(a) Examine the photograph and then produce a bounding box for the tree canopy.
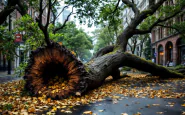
[56,22,93,62]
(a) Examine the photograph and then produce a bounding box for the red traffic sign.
[14,34,22,43]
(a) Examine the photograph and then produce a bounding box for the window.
[160,28,163,39]
[158,28,163,39]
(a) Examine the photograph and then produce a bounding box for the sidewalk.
[0,71,22,83]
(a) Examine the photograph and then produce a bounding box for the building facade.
[151,0,185,66]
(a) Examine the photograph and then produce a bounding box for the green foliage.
[48,24,63,41]
[93,27,115,52]
[13,15,45,50]
[0,26,16,60]
[65,0,124,32]
[93,25,123,52]
[56,22,93,62]
[139,15,157,30]
[14,62,28,77]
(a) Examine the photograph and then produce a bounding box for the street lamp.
[7,14,11,74]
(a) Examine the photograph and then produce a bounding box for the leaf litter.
[0,74,185,114]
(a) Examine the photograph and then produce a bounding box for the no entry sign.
[14,34,22,43]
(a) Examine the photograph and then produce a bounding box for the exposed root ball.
[24,43,88,99]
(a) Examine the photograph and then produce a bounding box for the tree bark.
[87,51,184,90]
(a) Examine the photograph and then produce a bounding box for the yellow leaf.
[28,107,35,113]
[83,111,93,114]
[112,96,120,99]
[182,104,185,107]
[51,106,57,112]
[61,106,66,108]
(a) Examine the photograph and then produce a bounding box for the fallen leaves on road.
[0,74,185,114]
[156,112,163,114]
[83,111,93,114]
[98,109,104,112]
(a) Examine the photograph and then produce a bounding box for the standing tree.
[144,37,152,60]
[127,35,138,54]
[138,34,150,57]
[0,0,185,99]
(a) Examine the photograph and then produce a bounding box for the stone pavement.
[0,71,22,83]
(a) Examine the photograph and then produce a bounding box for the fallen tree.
[0,0,185,99]
[23,41,184,99]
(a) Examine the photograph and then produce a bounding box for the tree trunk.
[24,43,184,99]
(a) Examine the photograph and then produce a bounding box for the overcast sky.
[57,2,97,36]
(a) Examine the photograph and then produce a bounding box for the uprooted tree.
[1,0,185,99]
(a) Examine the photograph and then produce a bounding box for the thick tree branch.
[122,0,139,15]
[134,10,182,35]
[39,0,43,25]
[157,24,177,30]
[0,0,17,25]
[42,0,56,13]
[91,46,114,60]
[36,0,51,47]
[17,0,27,16]
[117,0,167,51]
[0,0,29,25]
[149,0,155,6]
[46,0,58,24]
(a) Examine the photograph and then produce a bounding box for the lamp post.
[8,14,11,74]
